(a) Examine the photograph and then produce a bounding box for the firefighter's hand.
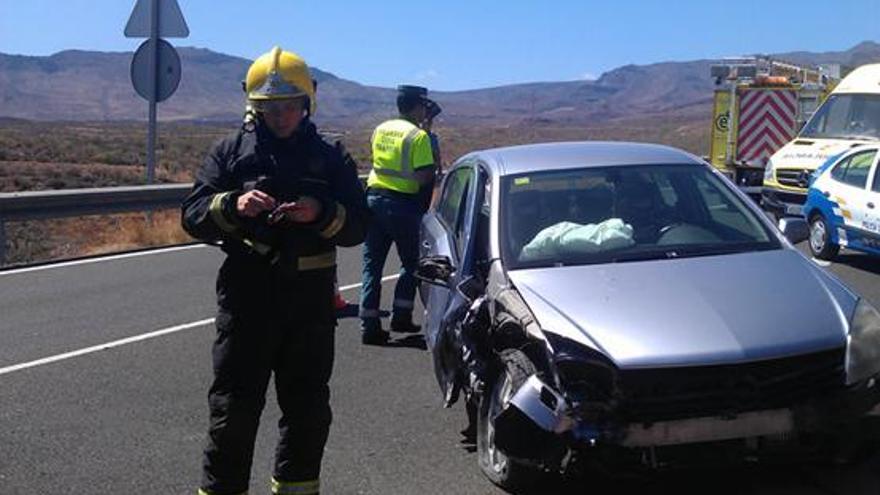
[269,196,322,224]
[236,190,277,218]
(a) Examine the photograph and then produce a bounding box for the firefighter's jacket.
[182,120,369,277]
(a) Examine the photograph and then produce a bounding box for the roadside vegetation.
[0,115,709,266]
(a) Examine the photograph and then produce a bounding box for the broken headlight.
[544,332,618,410]
[846,298,880,385]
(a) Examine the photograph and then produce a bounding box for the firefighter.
[181,46,369,495]
[359,85,438,344]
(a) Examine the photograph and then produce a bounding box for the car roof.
[458,141,705,177]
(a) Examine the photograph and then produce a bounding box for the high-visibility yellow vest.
[367,118,434,194]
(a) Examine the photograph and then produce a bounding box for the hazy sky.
[1,0,878,90]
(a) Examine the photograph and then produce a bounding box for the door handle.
[422,241,432,249]
[869,202,876,209]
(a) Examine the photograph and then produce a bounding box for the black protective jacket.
[182,120,369,273]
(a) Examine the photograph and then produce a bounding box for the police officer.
[359,85,438,344]
[182,46,369,495]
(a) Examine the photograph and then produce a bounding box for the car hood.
[507,249,857,369]
[772,138,873,170]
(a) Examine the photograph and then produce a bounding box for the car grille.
[775,168,812,189]
[616,348,845,423]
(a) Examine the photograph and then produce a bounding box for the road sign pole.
[146,0,159,184]
[126,0,188,185]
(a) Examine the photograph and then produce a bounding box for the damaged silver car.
[417,141,880,489]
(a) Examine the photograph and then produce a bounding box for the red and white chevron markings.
[736,89,798,164]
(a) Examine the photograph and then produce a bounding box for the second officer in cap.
[359,85,438,344]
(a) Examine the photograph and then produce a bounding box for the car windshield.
[800,94,880,141]
[501,164,780,269]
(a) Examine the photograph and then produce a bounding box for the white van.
[763,63,880,217]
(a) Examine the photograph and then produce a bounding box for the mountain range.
[1,41,878,127]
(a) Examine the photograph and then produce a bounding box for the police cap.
[397,85,428,99]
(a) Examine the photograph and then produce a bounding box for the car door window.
[830,150,876,189]
[439,167,472,230]
[453,180,473,254]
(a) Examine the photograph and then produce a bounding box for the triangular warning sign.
[124,0,189,38]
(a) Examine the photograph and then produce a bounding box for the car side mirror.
[416,255,456,287]
[778,217,809,244]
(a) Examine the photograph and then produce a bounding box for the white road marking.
[0,244,208,276]
[0,273,400,376]
[0,319,214,376]
[339,274,399,291]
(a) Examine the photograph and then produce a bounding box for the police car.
[803,145,880,259]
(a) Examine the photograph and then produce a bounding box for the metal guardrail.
[0,184,192,222]
[0,176,371,265]
[0,184,193,265]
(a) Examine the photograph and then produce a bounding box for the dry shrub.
[3,210,193,266]
[75,210,193,257]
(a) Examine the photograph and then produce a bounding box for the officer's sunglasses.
[252,99,304,115]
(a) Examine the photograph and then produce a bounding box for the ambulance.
[763,64,880,218]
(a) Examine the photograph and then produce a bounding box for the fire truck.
[707,57,838,200]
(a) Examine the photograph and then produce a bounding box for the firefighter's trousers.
[201,259,336,495]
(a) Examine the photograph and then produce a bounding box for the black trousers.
[201,261,336,495]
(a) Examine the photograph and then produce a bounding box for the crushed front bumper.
[494,374,880,459]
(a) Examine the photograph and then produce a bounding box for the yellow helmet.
[245,46,316,114]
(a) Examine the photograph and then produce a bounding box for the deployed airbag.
[520,218,634,261]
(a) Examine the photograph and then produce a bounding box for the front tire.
[477,349,542,490]
[809,213,839,260]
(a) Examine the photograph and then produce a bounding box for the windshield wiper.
[609,244,775,263]
[669,244,776,259]
[609,251,678,263]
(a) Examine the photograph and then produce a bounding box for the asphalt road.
[0,243,878,494]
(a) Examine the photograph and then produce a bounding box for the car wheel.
[809,213,839,260]
[477,349,542,490]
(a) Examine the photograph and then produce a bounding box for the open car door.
[419,162,486,404]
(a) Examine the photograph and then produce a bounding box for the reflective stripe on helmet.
[249,70,307,101]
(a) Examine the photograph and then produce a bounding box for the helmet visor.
[251,98,306,115]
